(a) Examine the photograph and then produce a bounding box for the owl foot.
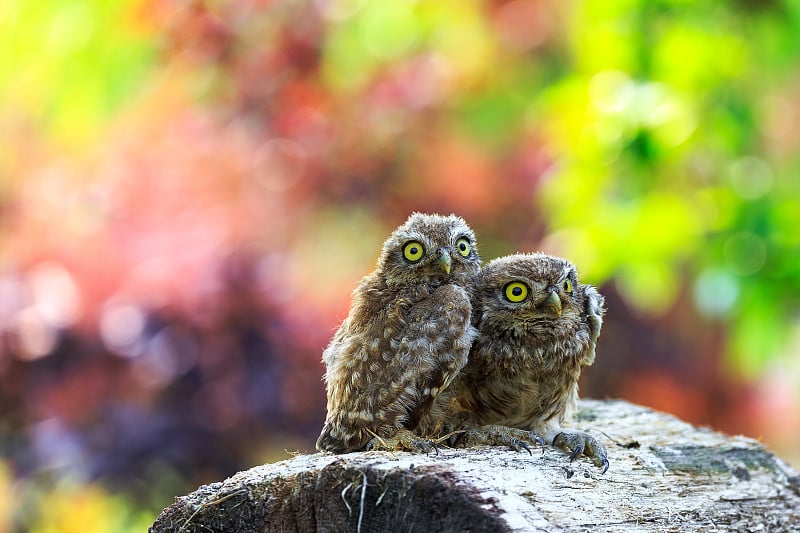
[457,425,545,456]
[552,430,609,474]
[365,429,439,456]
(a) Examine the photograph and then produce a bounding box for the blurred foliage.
[12,473,152,533]
[539,1,800,376]
[0,0,155,148]
[1,0,800,527]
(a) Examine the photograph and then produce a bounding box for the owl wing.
[580,285,605,366]
[385,283,476,435]
[316,283,475,453]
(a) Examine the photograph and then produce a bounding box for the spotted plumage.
[316,213,481,454]
[439,252,608,470]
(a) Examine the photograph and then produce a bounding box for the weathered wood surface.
[150,399,800,532]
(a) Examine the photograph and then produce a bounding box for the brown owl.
[447,252,608,471]
[315,213,481,454]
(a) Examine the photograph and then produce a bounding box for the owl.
[446,252,608,471]
[315,213,481,454]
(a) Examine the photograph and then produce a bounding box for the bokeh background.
[2,0,800,530]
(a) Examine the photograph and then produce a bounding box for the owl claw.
[365,429,439,456]
[568,442,585,461]
[510,438,532,456]
[552,430,609,473]
[457,425,545,455]
[428,440,440,456]
[529,432,546,454]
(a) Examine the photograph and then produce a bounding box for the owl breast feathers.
[316,213,481,453]
[450,252,605,439]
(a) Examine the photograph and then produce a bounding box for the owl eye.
[563,279,573,294]
[402,241,425,262]
[504,282,529,303]
[455,237,471,257]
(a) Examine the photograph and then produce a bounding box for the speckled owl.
[448,252,608,470]
[316,213,481,454]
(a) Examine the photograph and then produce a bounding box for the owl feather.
[439,252,608,470]
[316,213,481,453]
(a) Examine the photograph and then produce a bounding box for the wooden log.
[149,399,800,532]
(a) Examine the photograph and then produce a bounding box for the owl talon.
[427,440,440,456]
[530,432,546,454]
[458,424,544,455]
[553,430,609,473]
[568,443,585,462]
[511,438,532,456]
[365,429,439,456]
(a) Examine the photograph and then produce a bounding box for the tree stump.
[149,399,800,532]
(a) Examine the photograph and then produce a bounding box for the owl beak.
[438,249,452,275]
[544,290,562,317]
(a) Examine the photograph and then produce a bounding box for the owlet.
[450,253,608,471]
[316,213,481,454]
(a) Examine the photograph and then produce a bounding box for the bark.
[150,399,800,532]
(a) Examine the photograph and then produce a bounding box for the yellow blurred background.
[1,0,799,529]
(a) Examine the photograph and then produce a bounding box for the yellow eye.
[402,241,424,262]
[563,279,573,294]
[455,237,471,257]
[504,282,529,303]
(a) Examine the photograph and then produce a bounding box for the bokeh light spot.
[100,302,146,356]
[728,156,773,200]
[634,83,671,126]
[589,70,634,113]
[27,262,83,328]
[694,268,740,317]
[47,3,95,56]
[650,95,696,146]
[724,232,767,276]
[132,330,181,389]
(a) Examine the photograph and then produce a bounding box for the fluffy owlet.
[316,213,481,454]
[448,253,608,471]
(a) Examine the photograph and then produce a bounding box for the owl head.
[377,213,481,288]
[476,253,604,344]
